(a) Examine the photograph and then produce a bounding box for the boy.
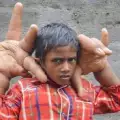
[1,22,120,120]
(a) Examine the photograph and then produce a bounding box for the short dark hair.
[35,23,80,62]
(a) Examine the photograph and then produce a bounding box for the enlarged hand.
[0,3,47,94]
[78,28,112,74]
[71,28,112,97]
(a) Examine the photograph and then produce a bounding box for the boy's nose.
[61,62,70,73]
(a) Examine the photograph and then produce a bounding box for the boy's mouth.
[60,75,71,80]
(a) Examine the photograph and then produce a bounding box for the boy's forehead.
[47,45,77,58]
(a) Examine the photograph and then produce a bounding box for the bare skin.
[72,28,120,97]
[0,3,47,94]
[0,2,119,96]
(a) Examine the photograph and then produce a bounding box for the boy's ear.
[33,57,41,65]
[33,57,40,63]
[33,57,45,68]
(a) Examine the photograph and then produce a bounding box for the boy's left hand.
[71,28,112,97]
[78,28,112,74]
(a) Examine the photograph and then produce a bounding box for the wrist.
[94,61,110,74]
[0,73,10,94]
[94,62,120,87]
[0,87,9,94]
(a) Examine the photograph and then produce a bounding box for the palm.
[79,50,107,74]
[71,29,112,96]
[0,40,27,77]
[0,3,46,93]
[78,29,112,75]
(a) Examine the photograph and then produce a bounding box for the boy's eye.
[52,57,77,64]
[52,58,63,64]
[68,58,77,63]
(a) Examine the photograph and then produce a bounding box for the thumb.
[6,2,23,40]
[101,28,109,47]
[23,56,47,82]
[101,28,112,55]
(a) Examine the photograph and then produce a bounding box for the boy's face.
[43,45,77,85]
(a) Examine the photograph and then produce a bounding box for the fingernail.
[30,24,38,31]
[104,48,112,54]
[78,34,86,38]
[15,2,23,7]
[102,28,107,32]
[30,24,37,28]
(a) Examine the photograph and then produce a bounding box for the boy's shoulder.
[16,77,45,90]
[81,76,95,89]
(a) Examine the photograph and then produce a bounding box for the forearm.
[0,82,21,119]
[94,62,120,87]
[0,73,10,94]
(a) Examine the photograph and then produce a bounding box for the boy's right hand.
[0,3,47,94]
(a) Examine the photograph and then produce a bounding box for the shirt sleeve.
[93,84,120,114]
[0,83,22,119]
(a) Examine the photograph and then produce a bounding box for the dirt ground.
[0,0,120,119]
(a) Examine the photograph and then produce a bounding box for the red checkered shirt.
[0,77,120,120]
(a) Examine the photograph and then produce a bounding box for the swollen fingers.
[23,56,47,82]
[95,48,105,56]
[20,24,38,53]
[6,2,23,40]
[101,28,109,46]
[103,47,112,55]
[78,34,96,52]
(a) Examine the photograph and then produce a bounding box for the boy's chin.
[58,80,71,86]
